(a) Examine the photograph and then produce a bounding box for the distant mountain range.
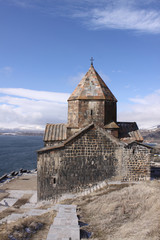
[0,128,44,136]
[140,125,160,145]
[0,125,160,144]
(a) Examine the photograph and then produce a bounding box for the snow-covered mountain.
[0,128,44,136]
[140,125,160,144]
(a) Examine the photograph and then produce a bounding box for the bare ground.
[0,174,37,191]
[1,174,160,240]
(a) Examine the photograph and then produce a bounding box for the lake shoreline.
[0,169,37,186]
[0,135,43,177]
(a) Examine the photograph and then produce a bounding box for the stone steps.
[47,204,80,240]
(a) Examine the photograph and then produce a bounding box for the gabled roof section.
[38,123,94,153]
[104,121,119,129]
[44,123,67,142]
[68,64,117,102]
[117,122,143,143]
[38,123,123,154]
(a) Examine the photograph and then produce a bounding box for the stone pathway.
[0,190,31,224]
[0,176,131,238]
[47,204,80,240]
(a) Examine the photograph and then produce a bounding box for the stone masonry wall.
[68,99,117,129]
[37,127,121,200]
[68,100,105,129]
[122,143,151,181]
[78,100,105,128]
[67,100,79,128]
[37,128,151,201]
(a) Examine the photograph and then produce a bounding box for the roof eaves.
[38,123,94,153]
[37,143,65,153]
[126,141,154,149]
[65,123,94,145]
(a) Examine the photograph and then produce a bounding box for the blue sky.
[0,0,160,130]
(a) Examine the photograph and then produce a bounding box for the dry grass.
[0,210,56,240]
[13,194,32,208]
[0,207,22,221]
[0,192,9,201]
[1,179,160,240]
[63,181,160,240]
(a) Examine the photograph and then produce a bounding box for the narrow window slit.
[53,177,56,184]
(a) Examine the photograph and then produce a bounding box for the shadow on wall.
[151,166,160,179]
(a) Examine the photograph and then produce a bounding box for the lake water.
[0,135,43,177]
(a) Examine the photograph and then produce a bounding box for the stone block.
[27,209,47,216]
[0,198,18,207]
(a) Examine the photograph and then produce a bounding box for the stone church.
[37,63,151,200]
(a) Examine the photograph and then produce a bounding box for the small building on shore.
[37,63,151,201]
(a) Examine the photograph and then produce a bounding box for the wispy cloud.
[73,0,160,34]
[112,70,123,73]
[0,88,70,103]
[118,90,160,128]
[4,0,160,33]
[0,66,13,75]
[69,72,85,86]
[0,88,69,130]
[87,7,160,33]
[98,71,111,83]
[6,0,35,8]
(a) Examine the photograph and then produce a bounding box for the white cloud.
[5,0,160,33]
[77,7,160,34]
[0,87,159,130]
[91,8,160,33]
[118,90,160,128]
[71,0,160,34]
[0,88,69,130]
[0,88,70,103]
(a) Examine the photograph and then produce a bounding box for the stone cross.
[90,57,94,65]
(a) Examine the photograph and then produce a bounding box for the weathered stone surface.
[47,204,80,240]
[0,198,18,207]
[37,126,122,200]
[37,64,151,201]
[122,142,150,181]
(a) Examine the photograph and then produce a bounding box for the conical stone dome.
[67,64,117,130]
[68,64,117,102]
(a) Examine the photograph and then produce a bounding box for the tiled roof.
[44,124,67,142]
[38,123,122,153]
[117,122,143,142]
[68,64,117,102]
[38,123,94,153]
